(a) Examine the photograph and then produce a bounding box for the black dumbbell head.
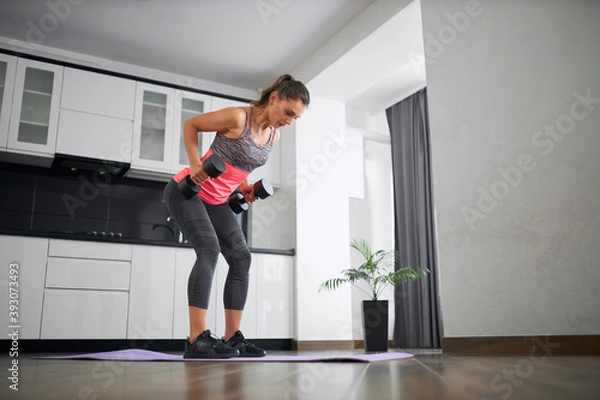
[254,179,274,199]
[178,175,200,199]
[204,154,226,178]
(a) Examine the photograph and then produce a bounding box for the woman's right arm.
[183,107,245,184]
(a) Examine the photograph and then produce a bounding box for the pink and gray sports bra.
[173,107,274,205]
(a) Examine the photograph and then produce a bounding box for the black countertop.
[0,230,295,256]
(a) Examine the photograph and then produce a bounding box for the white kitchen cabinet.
[0,54,17,149]
[41,289,129,339]
[131,90,264,180]
[0,236,48,339]
[128,245,175,339]
[172,248,218,339]
[56,68,135,162]
[131,82,175,173]
[0,233,295,341]
[255,254,294,338]
[172,248,195,338]
[41,239,132,339]
[45,257,131,290]
[215,254,258,339]
[211,96,248,112]
[56,109,133,162]
[170,90,212,173]
[60,67,136,120]
[48,239,132,260]
[7,58,63,156]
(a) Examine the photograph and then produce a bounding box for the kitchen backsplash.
[0,161,176,243]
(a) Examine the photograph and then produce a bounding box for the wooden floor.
[2,349,600,400]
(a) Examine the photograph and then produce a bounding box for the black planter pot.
[362,300,389,352]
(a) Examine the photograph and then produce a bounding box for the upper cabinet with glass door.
[131,83,175,173]
[0,54,17,149]
[7,59,63,156]
[170,90,211,173]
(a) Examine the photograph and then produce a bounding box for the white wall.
[421,0,600,336]
[249,124,296,250]
[349,133,395,340]
[294,95,354,341]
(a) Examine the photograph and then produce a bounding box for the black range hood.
[51,153,131,183]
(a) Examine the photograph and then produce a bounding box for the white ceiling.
[310,0,426,115]
[0,0,425,114]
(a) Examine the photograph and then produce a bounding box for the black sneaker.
[224,330,267,357]
[184,329,240,359]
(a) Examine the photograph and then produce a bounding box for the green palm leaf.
[319,238,427,300]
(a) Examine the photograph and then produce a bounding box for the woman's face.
[267,92,307,128]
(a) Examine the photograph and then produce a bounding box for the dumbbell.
[228,179,274,213]
[178,154,226,199]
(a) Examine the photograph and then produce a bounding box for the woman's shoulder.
[213,106,248,137]
[217,106,248,125]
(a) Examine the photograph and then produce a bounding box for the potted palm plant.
[319,238,427,352]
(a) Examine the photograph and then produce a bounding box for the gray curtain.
[386,88,443,348]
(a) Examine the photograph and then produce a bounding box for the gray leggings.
[163,179,251,310]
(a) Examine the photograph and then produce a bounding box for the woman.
[163,74,310,358]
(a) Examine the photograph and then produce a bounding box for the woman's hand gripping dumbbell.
[228,178,274,213]
[178,154,226,199]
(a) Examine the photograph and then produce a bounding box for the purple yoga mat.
[35,348,413,363]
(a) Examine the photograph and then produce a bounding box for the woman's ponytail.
[251,74,310,107]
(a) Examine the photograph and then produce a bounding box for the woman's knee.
[192,235,221,259]
[231,246,252,272]
[241,246,252,265]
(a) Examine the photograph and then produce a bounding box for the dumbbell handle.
[178,154,226,199]
[228,192,249,214]
[228,178,274,213]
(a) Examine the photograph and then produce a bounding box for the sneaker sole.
[183,352,239,359]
